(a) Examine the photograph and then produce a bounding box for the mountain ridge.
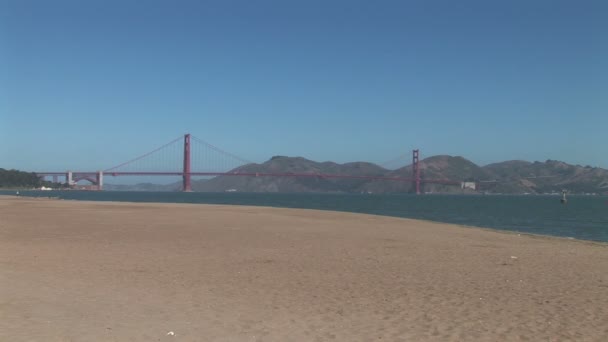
[99,155,608,194]
[185,155,608,194]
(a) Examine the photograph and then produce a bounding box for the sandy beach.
[1,196,607,341]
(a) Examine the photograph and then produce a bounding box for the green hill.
[189,155,608,194]
[0,168,43,189]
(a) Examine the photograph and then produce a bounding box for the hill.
[482,160,608,194]
[191,156,388,193]
[189,156,608,194]
[0,168,63,189]
[16,156,606,194]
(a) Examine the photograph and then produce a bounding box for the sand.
[1,196,607,341]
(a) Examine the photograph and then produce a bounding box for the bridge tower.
[96,171,103,191]
[183,134,192,192]
[412,149,421,195]
[66,171,73,186]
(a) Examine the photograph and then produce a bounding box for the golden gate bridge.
[36,134,461,194]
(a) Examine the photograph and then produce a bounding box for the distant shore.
[1,196,607,341]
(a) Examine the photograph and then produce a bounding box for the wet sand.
[1,195,607,341]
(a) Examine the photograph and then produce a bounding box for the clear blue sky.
[1,0,607,175]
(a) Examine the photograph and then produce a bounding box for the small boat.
[560,190,567,204]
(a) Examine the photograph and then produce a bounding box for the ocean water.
[3,191,608,243]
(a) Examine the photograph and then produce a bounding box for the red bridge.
[36,134,461,194]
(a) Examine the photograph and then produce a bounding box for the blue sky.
[1,0,607,178]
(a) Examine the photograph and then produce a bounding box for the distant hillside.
[0,168,42,188]
[0,168,64,189]
[482,160,608,194]
[361,155,495,194]
[191,156,388,193]
[101,157,608,194]
[188,155,608,194]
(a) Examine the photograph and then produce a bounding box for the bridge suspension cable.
[36,133,464,193]
[190,135,254,166]
[379,152,412,170]
[104,135,183,173]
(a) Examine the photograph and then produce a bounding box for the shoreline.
[2,194,606,246]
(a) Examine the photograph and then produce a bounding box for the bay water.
[4,191,608,243]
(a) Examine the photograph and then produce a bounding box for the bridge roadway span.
[36,171,460,186]
[34,134,457,192]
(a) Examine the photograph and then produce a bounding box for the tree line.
[0,168,65,189]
